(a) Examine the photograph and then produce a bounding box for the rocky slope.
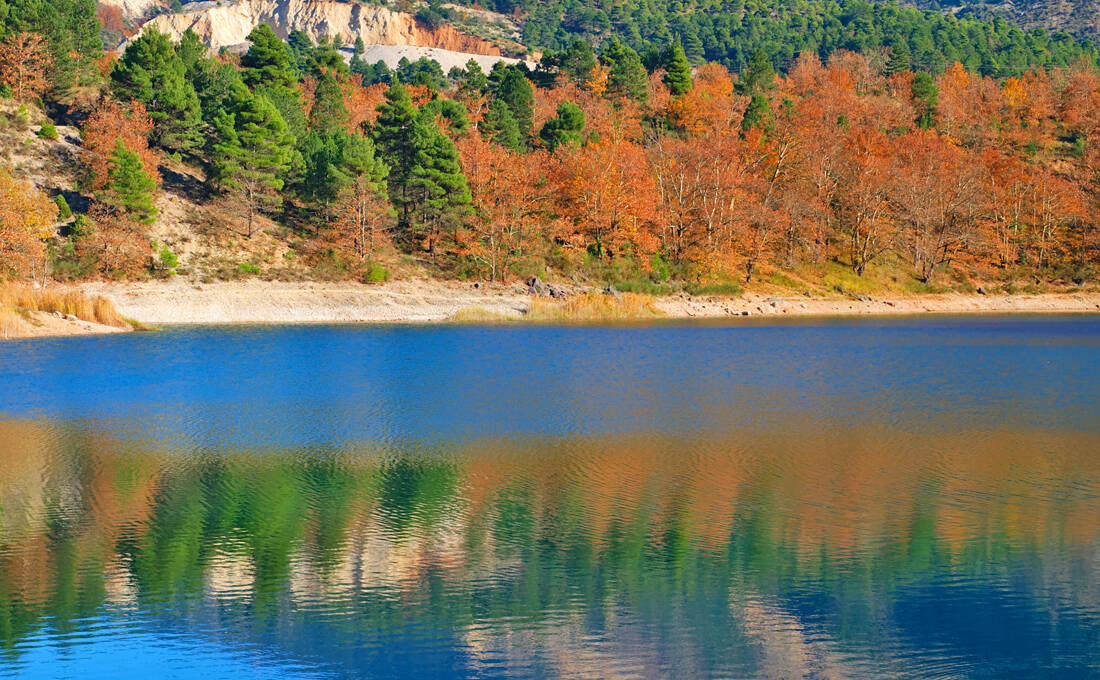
[98,0,166,23]
[907,0,1100,38]
[134,0,505,54]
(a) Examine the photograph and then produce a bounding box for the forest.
[1,0,1099,292]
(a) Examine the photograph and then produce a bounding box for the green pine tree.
[736,49,775,95]
[481,99,523,150]
[407,123,472,257]
[240,24,297,90]
[493,66,534,141]
[211,85,295,237]
[911,71,939,129]
[372,82,424,231]
[240,23,307,138]
[309,70,349,136]
[110,28,203,155]
[105,139,158,224]
[372,82,471,254]
[663,41,692,96]
[539,101,585,152]
[885,39,911,76]
[600,38,649,102]
[559,39,597,85]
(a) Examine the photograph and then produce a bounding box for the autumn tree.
[556,126,659,262]
[0,167,56,282]
[80,98,159,192]
[0,32,50,102]
[890,130,980,282]
[457,132,546,280]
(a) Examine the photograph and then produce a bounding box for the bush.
[37,121,58,140]
[364,262,389,282]
[54,194,72,220]
[69,214,91,238]
[238,262,260,275]
[157,244,179,272]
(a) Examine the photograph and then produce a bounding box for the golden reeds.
[0,283,130,328]
[526,292,663,321]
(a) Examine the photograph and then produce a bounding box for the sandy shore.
[1,309,129,340]
[71,279,1100,326]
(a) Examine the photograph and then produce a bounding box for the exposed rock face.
[134,0,503,55]
[98,0,166,23]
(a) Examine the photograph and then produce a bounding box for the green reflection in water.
[1,419,1098,676]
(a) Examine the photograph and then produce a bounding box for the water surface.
[1,317,1098,678]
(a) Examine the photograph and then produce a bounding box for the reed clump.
[527,292,663,321]
[0,283,130,328]
[448,306,515,322]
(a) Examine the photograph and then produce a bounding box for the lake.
[1,316,1098,679]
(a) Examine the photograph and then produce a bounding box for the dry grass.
[448,305,515,322]
[0,305,23,338]
[0,283,131,328]
[527,292,663,321]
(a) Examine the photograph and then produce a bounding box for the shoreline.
[86,280,1100,324]
[4,280,1098,339]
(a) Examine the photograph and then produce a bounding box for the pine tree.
[309,70,349,136]
[682,29,705,64]
[110,28,202,155]
[241,24,297,90]
[741,92,772,133]
[211,85,295,236]
[885,39,911,76]
[481,99,522,151]
[911,71,939,129]
[559,39,596,85]
[736,49,775,95]
[241,23,307,139]
[457,58,487,97]
[372,82,471,253]
[494,66,533,141]
[372,82,423,230]
[663,41,693,96]
[407,123,472,256]
[600,38,649,102]
[539,101,585,152]
[105,139,158,224]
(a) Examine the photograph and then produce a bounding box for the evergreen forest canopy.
[1,1,1100,291]
[467,0,1097,76]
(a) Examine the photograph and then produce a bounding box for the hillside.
[908,0,1100,39]
[1,0,1099,307]
[132,0,509,55]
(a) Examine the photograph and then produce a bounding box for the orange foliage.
[0,32,51,102]
[456,132,547,281]
[554,128,660,261]
[0,168,57,282]
[80,98,160,192]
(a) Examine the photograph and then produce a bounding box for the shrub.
[365,262,389,283]
[37,121,58,140]
[54,194,72,220]
[238,262,260,275]
[157,244,179,272]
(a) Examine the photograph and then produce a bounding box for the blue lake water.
[1,316,1098,678]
